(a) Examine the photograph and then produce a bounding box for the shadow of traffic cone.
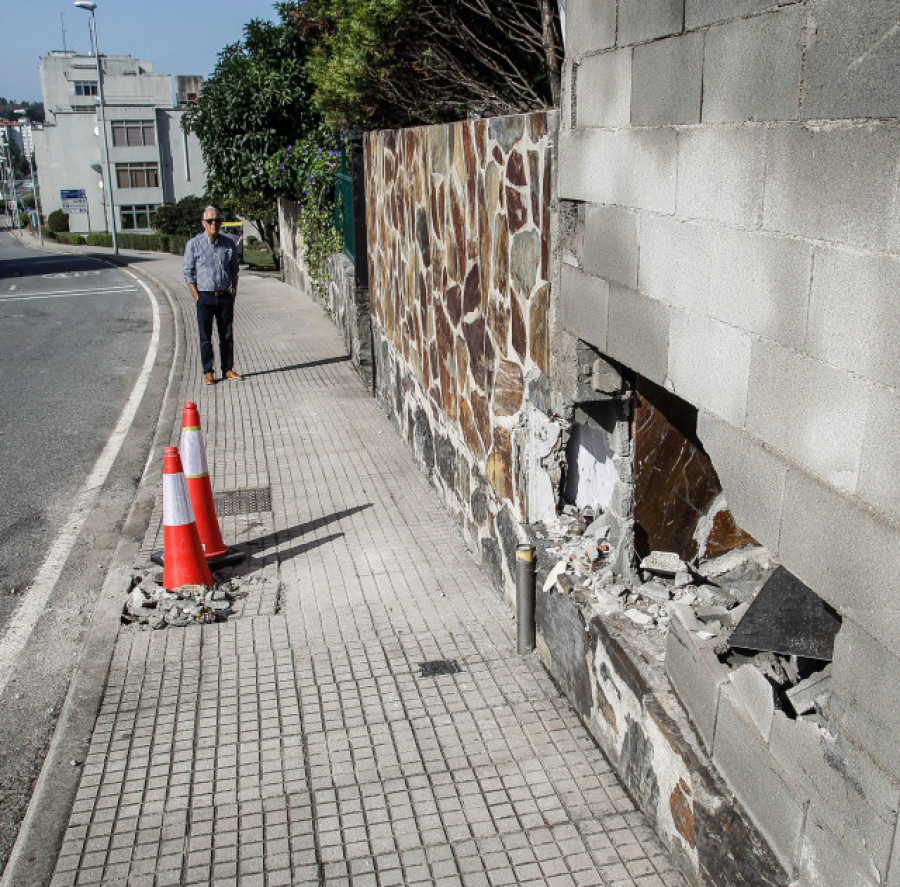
[162,446,214,589]
[180,402,228,559]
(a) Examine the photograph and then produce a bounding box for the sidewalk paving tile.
[42,250,688,886]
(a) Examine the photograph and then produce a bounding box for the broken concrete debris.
[122,571,235,629]
[537,509,833,726]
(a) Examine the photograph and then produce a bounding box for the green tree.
[151,195,208,237]
[182,14,321,268]
[284,0,562,129]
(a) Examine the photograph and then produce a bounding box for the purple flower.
[279,163,285,170]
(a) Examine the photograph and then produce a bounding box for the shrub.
[47,209,69,233]
[266,128,342,296]
[86,233,112,247]
[151,196,208,237]
[55,232,87,245]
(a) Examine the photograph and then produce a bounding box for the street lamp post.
[74,0,118,254]
[14,111,43,245]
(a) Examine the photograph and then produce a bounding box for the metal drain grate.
[418,659,462,678]
[213,486,272,515]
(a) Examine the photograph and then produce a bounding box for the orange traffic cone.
[179,402,228,559]
[162,446,214,589]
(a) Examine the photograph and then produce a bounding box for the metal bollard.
[516,544,536,654]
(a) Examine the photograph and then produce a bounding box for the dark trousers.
[196,291,235,374]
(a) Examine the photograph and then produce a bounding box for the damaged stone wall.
[364,112,557,599]
[556,1,900,885]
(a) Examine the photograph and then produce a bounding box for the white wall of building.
[34,52,206,233]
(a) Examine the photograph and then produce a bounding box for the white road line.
[0,270,160,698]
[0,286,137,302]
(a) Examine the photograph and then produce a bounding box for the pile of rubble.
[121,571,237,629]
[536,504,835,718]
[536,505,771,631]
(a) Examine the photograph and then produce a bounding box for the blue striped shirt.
[183,232,239,292]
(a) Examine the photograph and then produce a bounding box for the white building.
[34,51,206,234]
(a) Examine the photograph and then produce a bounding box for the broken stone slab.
[785,665,833,716]
[637,580,671,604]
[624,607,654,627]
[697,545,771,579]
[695,605,731,624]
[674,568,695,589]
[641,550,685,577]
[164,609,191,627]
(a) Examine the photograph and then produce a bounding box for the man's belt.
[211,289,232,297]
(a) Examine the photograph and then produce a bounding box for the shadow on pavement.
[241,355,351,379]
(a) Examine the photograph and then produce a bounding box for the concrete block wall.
[558,1,900,883]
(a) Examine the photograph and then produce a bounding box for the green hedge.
[54,232,87,245]
[81,232,190,256]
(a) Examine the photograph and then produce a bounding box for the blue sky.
[0,0,281,102]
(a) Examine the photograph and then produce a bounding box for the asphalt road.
[0,229,172,875]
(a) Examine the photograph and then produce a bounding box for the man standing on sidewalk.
[183,205,243,385]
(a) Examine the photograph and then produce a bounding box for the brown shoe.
[225,370,243,381]
[203,372,215,385]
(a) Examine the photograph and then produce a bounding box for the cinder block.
[637,214,710,312]
[631,33,703,125]
[807,247,900,389]
[745,340,867,494]
[803,0,900,120]
[577,49,632,128]
[639,215,810,349]
[696,410,786,554]
[763,124,900,251]
[858,383,900,524]
[728,665,776,742]
[558,128,678,214]
[828,621,900,781]
[560,263,609,351]
[779,470,900,660]
[676,125,767,227]
[705,228,810,349]
[665,603,727,751]
[583,204,639,289]
[799,817,883,887]
[618,0,685,45]
[686,0,787,29]
[702,8,803,123]
[771,710,899,881]
[713,683,808,873]
[566,0,616,56]
[667,310,752,427]
[605,284,670,385]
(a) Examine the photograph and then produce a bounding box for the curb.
[0,247,186,887]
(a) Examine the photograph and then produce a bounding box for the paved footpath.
[15,241,687,887]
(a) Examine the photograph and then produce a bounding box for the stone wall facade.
[365,113,557,599]
[558,2,900,885]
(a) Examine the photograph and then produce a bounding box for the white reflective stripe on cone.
[163,472,196,526]
[179,428,209,477]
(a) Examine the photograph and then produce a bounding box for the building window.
[115,162,160,189]
[120,204,159,230]
[73,80,98,97]
[111,120,156,147]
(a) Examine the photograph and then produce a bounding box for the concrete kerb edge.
[0,255,185,887]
